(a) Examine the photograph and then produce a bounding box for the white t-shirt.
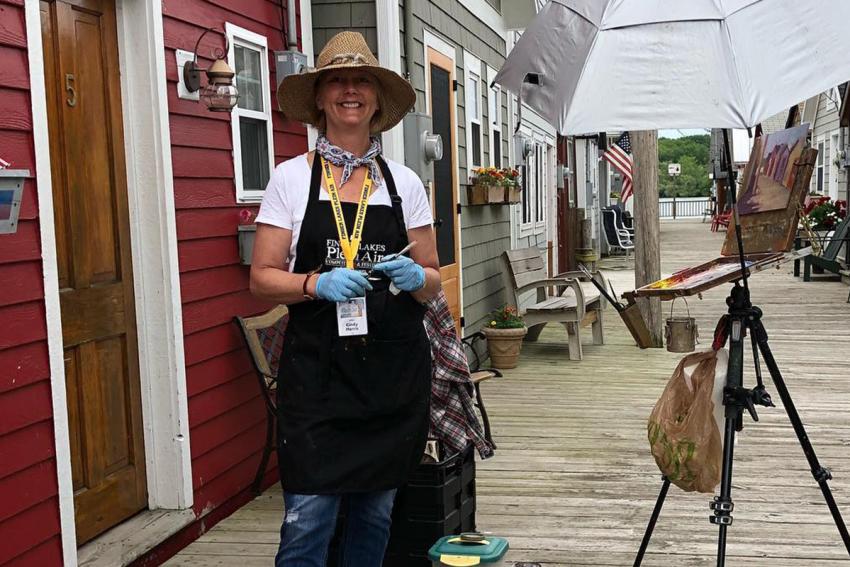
[255,153,434,271]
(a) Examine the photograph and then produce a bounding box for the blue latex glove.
[315,268,373,302]
[372,255,426,292]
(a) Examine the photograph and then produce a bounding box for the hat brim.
[277,63,415,133]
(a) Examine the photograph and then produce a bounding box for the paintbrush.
[366,241,417,281]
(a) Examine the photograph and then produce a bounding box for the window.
[522,147,534,226]
[535,143,545,223]
[487,65,502,167]
[463,51,484,172]
[226,23,275,203]
[816,139,825,193]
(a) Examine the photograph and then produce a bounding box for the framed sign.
[0,170,28,235]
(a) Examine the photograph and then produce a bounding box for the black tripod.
[633,282,850,566]
[633,127,850,566]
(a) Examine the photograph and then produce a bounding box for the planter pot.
[481,326,528,369]
[237,224,257,265]
[467,183,506,205]
[504,185,521,204]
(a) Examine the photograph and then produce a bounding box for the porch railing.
[659,197,712,220]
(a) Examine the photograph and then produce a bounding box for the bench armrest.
[515,277,580,296]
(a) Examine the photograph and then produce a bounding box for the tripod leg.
[712,415,738,567]
[753,318,850,555]
[633,477,671,567]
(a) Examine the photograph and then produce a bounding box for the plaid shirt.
[424,291,495,459]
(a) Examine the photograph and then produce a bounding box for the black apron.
[276,155,431,494]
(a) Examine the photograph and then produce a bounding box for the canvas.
[738,124,809,215]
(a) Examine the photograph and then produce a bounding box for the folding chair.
[234,305,289,494]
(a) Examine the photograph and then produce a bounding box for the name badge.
[336,297,368,337]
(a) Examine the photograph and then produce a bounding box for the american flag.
[603,132,634,203]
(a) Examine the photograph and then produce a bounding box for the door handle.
[65,74,77,107]
[433,218,444,228]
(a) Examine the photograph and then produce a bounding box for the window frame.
[463,50,485,176]
[521,143,535,228]
[226,22,275,204]
[816,137,825,194]
[486,64,503,168]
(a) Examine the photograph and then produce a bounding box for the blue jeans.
[275,489,396,567]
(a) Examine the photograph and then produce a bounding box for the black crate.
[328,445,476,567]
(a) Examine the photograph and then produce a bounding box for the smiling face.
[315,68,381,136]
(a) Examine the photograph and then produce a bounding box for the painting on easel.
[738,124,809,215]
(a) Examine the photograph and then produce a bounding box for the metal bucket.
[665,297,698,353]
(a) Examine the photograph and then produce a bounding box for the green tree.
[656,135,712,198]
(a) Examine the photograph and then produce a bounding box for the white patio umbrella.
[493,0,850,134]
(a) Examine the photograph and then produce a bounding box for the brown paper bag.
[647,350,723,493]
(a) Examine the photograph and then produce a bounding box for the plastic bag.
[647,350,725,493]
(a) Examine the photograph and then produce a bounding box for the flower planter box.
[504,185,521,204]
[467,183,506,205]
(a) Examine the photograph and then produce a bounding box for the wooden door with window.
[427,48,461,327]
[41,0,147,544]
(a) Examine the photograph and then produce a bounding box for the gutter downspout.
[287,0,298,50]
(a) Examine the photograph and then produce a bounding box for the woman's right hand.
[315,268,373,302]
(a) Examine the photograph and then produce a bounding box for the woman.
[250,31,441,567]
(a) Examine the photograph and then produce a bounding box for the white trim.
[463,50,484,175]
[226,22,275,203]
[830,132,840,200]
[423,30,464,327]
[24,2,78,563]
[115,0,193,511]
[816,136,826,194]
[298,0,318,150]
[457,0,506,36]
[376,0,404,162]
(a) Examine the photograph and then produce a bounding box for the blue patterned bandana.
[316,135,382,187]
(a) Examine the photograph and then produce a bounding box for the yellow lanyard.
[321,156,373,269]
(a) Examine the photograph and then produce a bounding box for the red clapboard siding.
[7,535,63,567]
[187,372,258,429]
[183,322,244,367]
[173,178,236,210]
[0,458,58,524]
[188,397,266,459]
[0,129,35,171]
[0,88,31,130]
[169,113,232,150]
[0,301,47,350]
[0,4,27,49]
[0,420,55,480]
[185,347,253,398]
[177,236,241,273]
[7,536,63,567]
[0,45,28,90]
[176,208,241,241]
[181,291,271,335]
[0,380,53,436]
[191,419,266,487]
[163,0,286,49]
[0,261,45,308]
[192,451,268,515]
[0,221,42,263]
[0,497,61,566]
[17,182,39,221]
[171,146,233,179]
[0,341,50,394]
[180,264,249,303]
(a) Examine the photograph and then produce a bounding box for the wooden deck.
[168,220,850,566]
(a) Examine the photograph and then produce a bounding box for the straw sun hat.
[277,31,416,133]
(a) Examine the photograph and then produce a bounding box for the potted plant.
[481,305,527,369]
[502,167,522,203]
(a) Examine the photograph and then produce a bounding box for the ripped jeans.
[275,490,397,567]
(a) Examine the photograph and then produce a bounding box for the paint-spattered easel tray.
[632,249,811,300]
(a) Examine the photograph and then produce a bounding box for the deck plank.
[168,220,850,566]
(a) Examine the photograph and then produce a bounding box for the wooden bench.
[500,248,604,361]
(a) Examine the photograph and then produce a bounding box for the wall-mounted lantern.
[183,28,239,112]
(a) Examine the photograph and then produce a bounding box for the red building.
[0,0,309,564]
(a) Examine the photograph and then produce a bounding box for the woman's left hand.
[372,256,426,292]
